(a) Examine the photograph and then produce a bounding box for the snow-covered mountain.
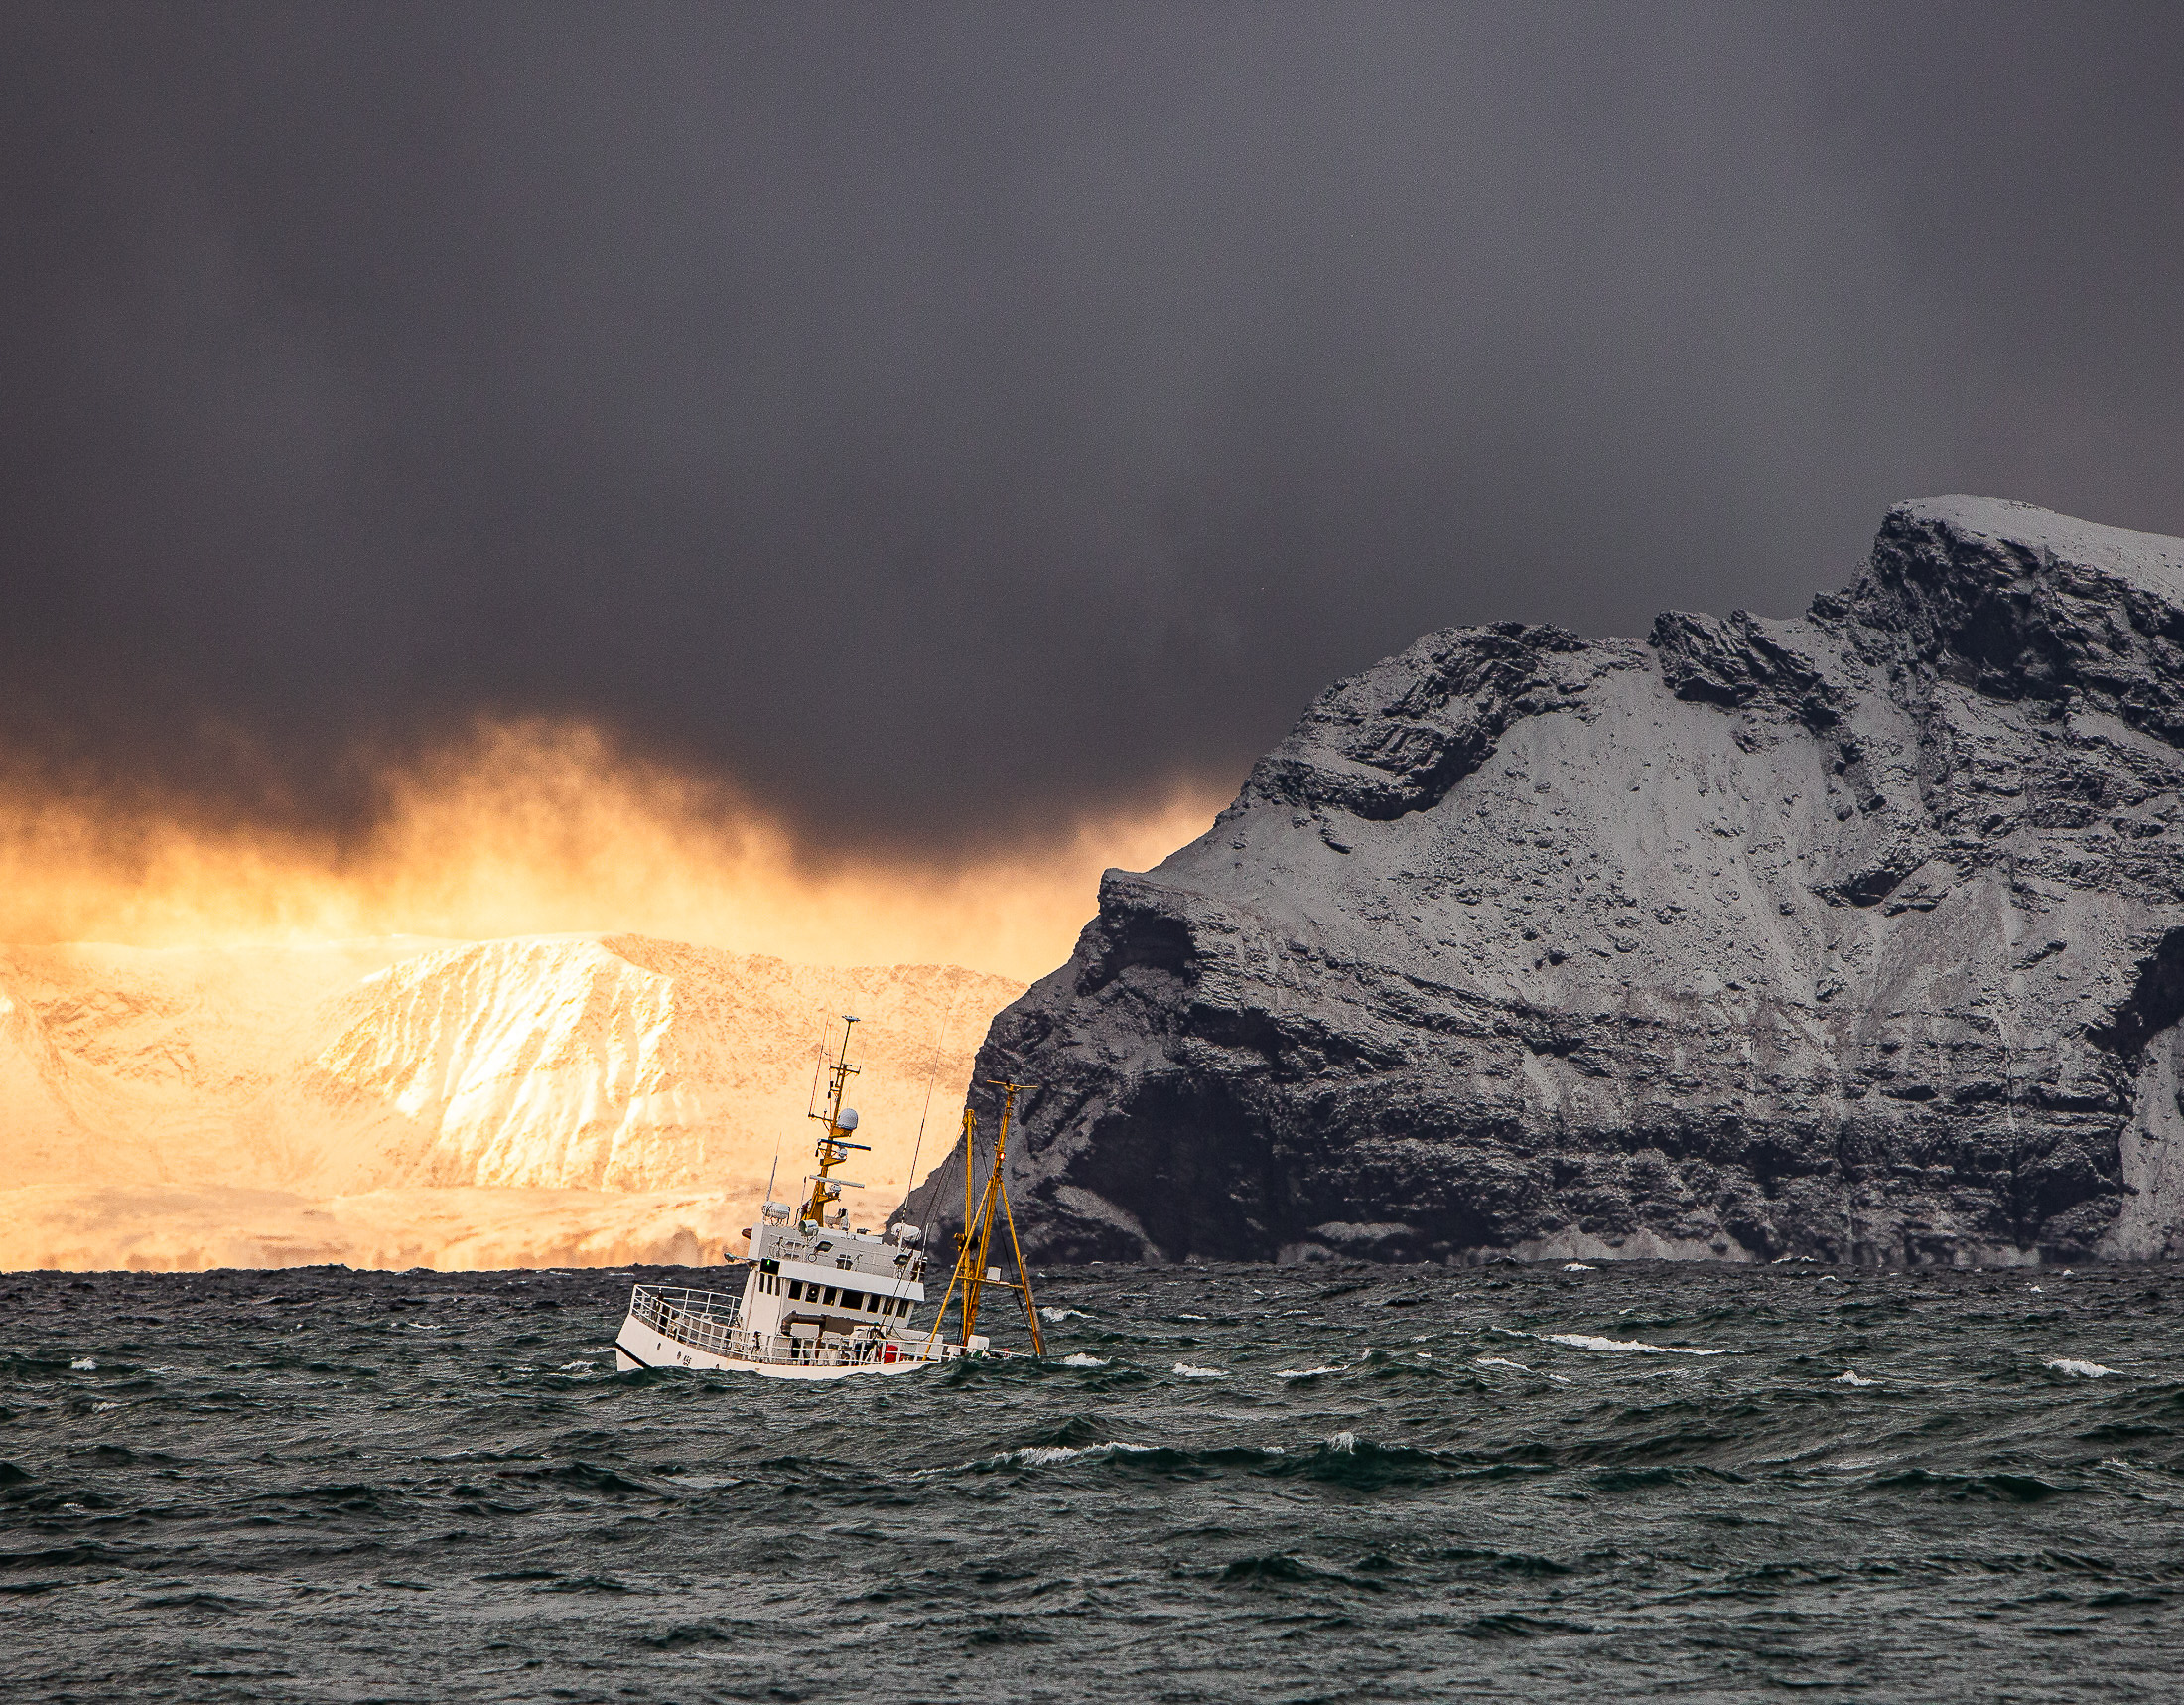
[0,934,1021,1271]
[920,497,2184,1267]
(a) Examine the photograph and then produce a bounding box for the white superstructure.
[613,1208,973,1378]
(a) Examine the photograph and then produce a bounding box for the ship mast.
[925,1080,1045,1356]
[802,1015,871,1229]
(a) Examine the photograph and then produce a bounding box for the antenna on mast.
[898,993,957,1216]
[802,1011,829,1121]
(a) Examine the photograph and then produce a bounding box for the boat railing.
[629,1282,955,1369]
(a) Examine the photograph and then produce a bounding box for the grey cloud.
[3,3,2179,848]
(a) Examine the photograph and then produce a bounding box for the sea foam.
[2046,1358,2118,1378]
[1541,1333,1723,1356]
[994,1441,1154,1469]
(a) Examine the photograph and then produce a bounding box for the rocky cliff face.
[912,497,2184,1267]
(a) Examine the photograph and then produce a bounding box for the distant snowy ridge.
[0,934,1021,1271]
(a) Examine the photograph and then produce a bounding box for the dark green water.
[5,1260,2182,1702]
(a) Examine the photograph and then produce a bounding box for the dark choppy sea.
[6,1260,2184,1702]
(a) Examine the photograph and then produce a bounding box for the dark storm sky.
[5,3,2181,851]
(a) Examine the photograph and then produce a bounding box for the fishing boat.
[612,1015,1046,1379]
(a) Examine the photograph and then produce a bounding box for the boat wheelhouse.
[612,1015,1046,1379]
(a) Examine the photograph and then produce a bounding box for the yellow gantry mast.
[924,1080,1045,1357]
[802,1016,871,1229]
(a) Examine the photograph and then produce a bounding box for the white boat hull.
[612,1309,939,1380]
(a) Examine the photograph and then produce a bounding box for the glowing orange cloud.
[0,720,1230,981]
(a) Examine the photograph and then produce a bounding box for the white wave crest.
[1473,1356,1531,1371]
[1541,1333,1724,1356]
[1060,1352,1108,1367]
[993,1440,1155,1469]
[1325,1431,1358,1453]
[1171,1362,1227,1379]
[1275,1365,1342,1380]
[2046,1358,2117,1378]
[1563,1263,1595,1271]
[1041,1307,1091,1322]
[1833,1370,1875,1386]
[1176,1313,1209,1322]
[1017,1445,1095,1467]
[69,1356,96,1371]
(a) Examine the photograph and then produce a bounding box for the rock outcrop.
[910,497,2184,1266]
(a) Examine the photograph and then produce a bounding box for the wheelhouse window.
[787,1280,803,1301]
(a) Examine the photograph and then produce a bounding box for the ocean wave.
[1060,1352,1108,1367]
[1041,1308,1092,1322]
[2046,1358,2118,1378]
[1562,1263,1595,1271]
[964,1439,1285,1476]
[1172,1362,1227,1379]
[1217,1551,1385,1593]
[1472,1350,1570,1382]
[1538,1333,1724,1356]
[953,1431,1477,1490]
[1834,1370,1876,1386]
[1012,1442,1145,1468]
[1274,1365,1342,1380]
[1869,1468,2074,1502]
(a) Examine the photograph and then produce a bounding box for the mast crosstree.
[802,1015,871,1230]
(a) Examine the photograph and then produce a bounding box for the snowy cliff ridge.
[0,935,1020,1271]
[913,497,2184,1266]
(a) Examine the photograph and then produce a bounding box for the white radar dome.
[835,1108,859,1131]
